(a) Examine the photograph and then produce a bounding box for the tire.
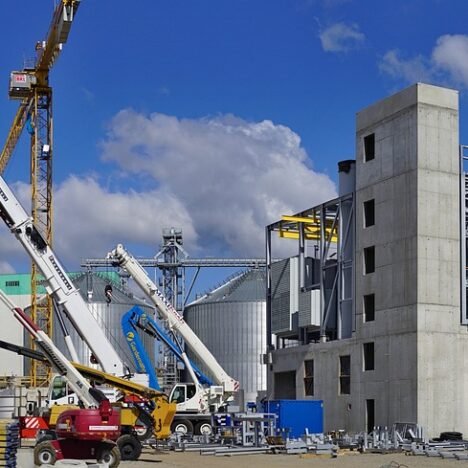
[440,431,462,441]
[34,440,57,466]
[97,445,121,468]
[36,430,56,444]
[171,419,194,435]
[117,434,142,460]
[195,421,213,436]
[134,425,152,441]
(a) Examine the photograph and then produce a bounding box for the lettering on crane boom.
[0,188,8,202]
[49,256,73,290]
[155,289,183,321]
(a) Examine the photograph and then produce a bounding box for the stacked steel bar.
[0,420,19,468]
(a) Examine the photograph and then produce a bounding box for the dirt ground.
[19,446,464,468]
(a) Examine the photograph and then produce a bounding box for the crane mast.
[1,0,81,387]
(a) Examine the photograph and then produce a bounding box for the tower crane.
[0,1,81,386]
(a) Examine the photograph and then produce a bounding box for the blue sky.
[0,0,468,294]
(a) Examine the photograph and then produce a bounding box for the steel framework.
[266,192,354,350]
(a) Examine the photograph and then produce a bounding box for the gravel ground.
[20,446,463,468]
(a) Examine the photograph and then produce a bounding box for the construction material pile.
[0,419,19,468]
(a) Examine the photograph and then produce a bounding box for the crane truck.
[0,289,176,464]
[108,244,240,435]
[0,174,176,446]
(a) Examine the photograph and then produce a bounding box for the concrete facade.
[268,83,465,437]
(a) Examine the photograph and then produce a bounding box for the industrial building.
[266,83,465,438]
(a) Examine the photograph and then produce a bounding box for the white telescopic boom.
[0,290,97,408]
[0,176,125,375]
[108,244,239,394]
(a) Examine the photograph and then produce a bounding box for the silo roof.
[191,269,265,304]
[73,272,148,306]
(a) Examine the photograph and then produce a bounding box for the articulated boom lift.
[122,305,214,391]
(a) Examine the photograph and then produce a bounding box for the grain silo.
[52,272,156,374]
[184,269,266,405]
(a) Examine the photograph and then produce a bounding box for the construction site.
[0,1,468,467]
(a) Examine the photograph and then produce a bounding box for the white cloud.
[100,111,337,257]
[432,35,468,86]
[380,34,468,88]
[0,112,337,269]
[319,22,365,53]
[379,50,432,83]
[0,176,198,270]
[52,176,198,264]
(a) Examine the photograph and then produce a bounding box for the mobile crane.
[0,173,125,376]
[108,244,240,435]
[0,289,176,463]
[0,174,176,444]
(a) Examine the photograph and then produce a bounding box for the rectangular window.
[364,246,375,274]
[339,355,351,395]
[366,399,375,433]
[364,294,375,322]
[363,342,375,371]
[363,199,375,227]
[364,133,375,162]
[5,280,20,287]
[304,360,314,396]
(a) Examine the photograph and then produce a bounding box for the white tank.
[184,270,266,405]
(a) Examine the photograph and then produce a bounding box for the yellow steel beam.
[279,229,338,242]
[282,215,320,224]
[0,101,31,174]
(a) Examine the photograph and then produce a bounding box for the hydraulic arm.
[122,305,213,391]
[0,175,125,375]
[108,244,239,398]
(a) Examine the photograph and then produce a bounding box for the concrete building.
[266,83,465,438]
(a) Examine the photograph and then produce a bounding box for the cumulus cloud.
[52,176,198,263]
[0,176,198,271]
[379,50,432,83]
[319,22,365,53]
[0,112,337,269]
[432,35,468,86]
[380,34,468,88]
[100,111,337,257]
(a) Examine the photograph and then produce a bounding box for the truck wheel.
[171,419,193,435]
[97,445,121,468]
[117,433,142,460]
[134,425,152,441]
[34,441,57,466]
[195,421,213,436]
[36,429,56,444]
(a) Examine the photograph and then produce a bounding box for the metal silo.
[184,269,266,405]
[52,272,156,374]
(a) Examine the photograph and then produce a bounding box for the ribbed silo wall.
[185,300,266,404]
[52,300,156,374]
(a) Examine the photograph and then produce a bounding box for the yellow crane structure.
[0,0,81,387]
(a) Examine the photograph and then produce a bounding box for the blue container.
[264,399,323,438]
